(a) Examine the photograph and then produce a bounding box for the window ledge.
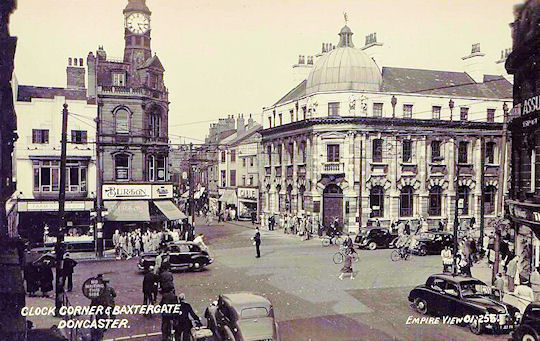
[457,163,473,167]
[401,162,417,166]
[370,162,387,166]
[485,163,500,167]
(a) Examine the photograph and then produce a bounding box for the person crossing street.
[252,227,261,258]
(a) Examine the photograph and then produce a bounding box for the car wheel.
[522,333,538,341]
[419,246,428,256]
[223,326,235,341]
[368,241,377,250]
[414,298,428,315]
[469,319,483,335]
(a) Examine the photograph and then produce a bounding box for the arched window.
[370,186,384,217]
[484,185,497,215]
[115,154,130,181]
[400,186,414,217]
[115,108,130,134]
[429,186,443,216]
[458,186,470,215]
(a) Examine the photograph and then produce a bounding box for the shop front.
[238,187,258,220]
[218,188,238,212]
[102,183,185,238]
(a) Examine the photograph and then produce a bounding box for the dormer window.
[149,72,159,89]
[112,72,126,86]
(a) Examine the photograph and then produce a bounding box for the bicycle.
[333,245,359,264]
[391,247,411,261]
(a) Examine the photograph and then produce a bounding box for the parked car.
[408,274,520,335]
[410,231,453,256]
[512,302,540,341]
[355,228,398,250]
[204,293,279,341]
[138,241,213,272]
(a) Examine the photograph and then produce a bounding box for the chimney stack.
[462,43,486,83]
[361,32,384,68]
[67,56,85,89]
[237,114,245,133]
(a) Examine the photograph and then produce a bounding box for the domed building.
[260,23,513,234]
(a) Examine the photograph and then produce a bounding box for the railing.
[275,166,282,177]
[98,86,168,100]
[286,165,294,178]
[322,162,344,174]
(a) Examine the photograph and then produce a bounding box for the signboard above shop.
[103,184,173,200]
[238,187,258,200]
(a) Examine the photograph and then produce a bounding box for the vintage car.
[355,228,398,250]
[410,231,453,256]
[512,302,540,341]
[204,293,279,341]
[408,274,520,335]
[137,241,213,272]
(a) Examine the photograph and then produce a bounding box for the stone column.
[418,136,428,218]
[360,133,370,226]
[447,138,457,229]
[474,137,482,228]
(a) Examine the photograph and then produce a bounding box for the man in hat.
[174,293,201,341]
[62,253,77,292]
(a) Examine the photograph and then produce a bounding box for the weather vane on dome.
[343,12,348,25]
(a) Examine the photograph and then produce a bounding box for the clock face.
[126,13,150,34]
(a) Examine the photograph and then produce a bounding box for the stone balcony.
[322,162,344,174]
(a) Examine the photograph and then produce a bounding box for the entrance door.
[323,184,343,229]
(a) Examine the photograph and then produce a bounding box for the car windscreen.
[460,281,490,297]
[241,307,269,319]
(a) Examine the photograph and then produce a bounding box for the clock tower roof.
[123,0,151,15]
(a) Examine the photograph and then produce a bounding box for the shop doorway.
[323,184,343,229]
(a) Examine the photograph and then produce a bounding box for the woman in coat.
[39,261,54,297]
[24,262,39,296]
[339,253,355,280]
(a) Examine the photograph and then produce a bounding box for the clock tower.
[123,0,152,70]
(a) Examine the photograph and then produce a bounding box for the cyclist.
[342,234,355,255]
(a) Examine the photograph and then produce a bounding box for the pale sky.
[11,0,520,143]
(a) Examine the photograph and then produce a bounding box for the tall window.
[373,103,383,117]
[230,149,236,162]
[148,155,166,181]
[277,145,282,164]
[279,113,283,125]
[112,72,126,86]
[458,141,468,164]
[372,139,383,162]
[149,112,161,137]
[432,106,441,120]
[250,157,254,167]
[370,186,384,217]
[328,102,340,117]
[402,140,412,163]
[268,116,272,128]
[487,108,496,122]
[428,186,443,216]
[301,141,307,163]
[32,129,49,144]
[486,142,496,164]
[242,158,246,167]
[221,151,226,163]
[302,106,307,120]
[267,146,272,165]
[403,104,413,118]
[115,108,130,133]
[71,130,87,144]
[400,186,414,217]
[327,144,340,162]
[431,140,442,161]
[242,176,246,186]
[115,154,130,181]
[485,185,496,215]
[460,107,469,121]
[221,170,226,187]
[230,170,236,186]
[458,186,470,215]
[290,109,294,122]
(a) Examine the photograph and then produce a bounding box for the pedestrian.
[251,210,257,225]
[438,220,445,232]
[458,251,472,277]
[174,293,202,341]
[193,233,208,251]
[531,267,540,301]
[143,265,159,308]
[493,272,505,300]
[24,262,39,296]
[506,253,518,292]
[102,278,117,319]
[39,260,53,297]
[62,253,77,292]
[269,214,275,231]
[339,253,355,280]
[113,229,121,259]
[404,222,411,236]
[441,246,453,273]
[160,287,178,341]
[252,227,261,258]
[160,263,175,294]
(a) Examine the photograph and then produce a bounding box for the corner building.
[261,24,512,233]
[89,0,180,237]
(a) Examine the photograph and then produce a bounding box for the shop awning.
[153,200,187,221]
[104,200,150,222]
[219,189,238,205]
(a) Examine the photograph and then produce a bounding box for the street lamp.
[449,99,455,121]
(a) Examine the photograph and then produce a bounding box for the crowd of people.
[260,212,321,241]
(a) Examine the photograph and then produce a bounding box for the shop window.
[428,186,443,216]
[484,185,496,215]
[458,186,470,215]
[32,129,49,144]
[400,186,414,217]
[115,154,130,181]
[370,186,384,217]
[402,140,412,163]
[372,139,383,162]
[327,144,340,162]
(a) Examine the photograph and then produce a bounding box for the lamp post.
[449,99,455,121]
[391,95,397,118]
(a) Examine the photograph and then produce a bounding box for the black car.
[410,231,453,256]
[355,228,398,250]
[512,302,540,341]
[138,241,213,272]
[408,274,520,335]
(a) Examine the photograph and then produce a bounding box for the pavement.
[22,219,510,341]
